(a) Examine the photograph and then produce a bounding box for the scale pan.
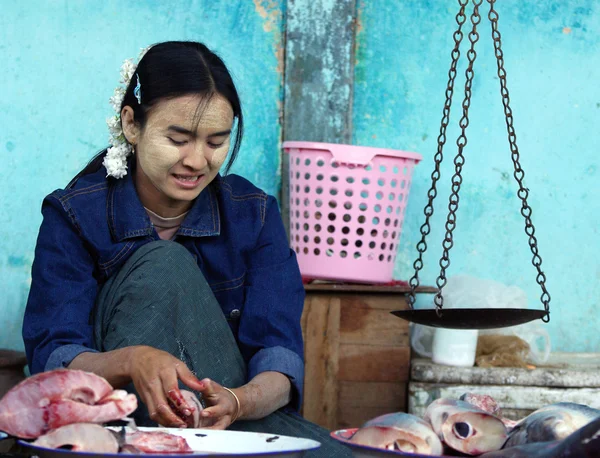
[391,308,548,329]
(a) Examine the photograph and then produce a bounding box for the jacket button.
[229,309,241,319]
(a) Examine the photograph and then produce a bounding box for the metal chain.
[408,0,470,308]
[487,0,551,320]
[431,0,483,316]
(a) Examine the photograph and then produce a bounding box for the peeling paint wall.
[0,0,284,351]
[2,1,598,355]
[353,1,600,352]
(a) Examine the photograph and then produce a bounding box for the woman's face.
[126,94,234,215]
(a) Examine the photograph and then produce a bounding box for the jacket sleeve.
[23,194,99,374]
[237,195,305,411]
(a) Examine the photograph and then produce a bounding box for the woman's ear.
[121,106,140,145]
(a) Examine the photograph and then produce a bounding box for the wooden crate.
[300,283,435,430]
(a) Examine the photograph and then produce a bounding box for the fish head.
[425,399,507,455]
[350,425,441,454]
[506,403,600,447]
[351,413,443,455]
[441,411,508,455]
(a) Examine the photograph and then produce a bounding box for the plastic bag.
[410,275,551,364]
[479,322,551,365]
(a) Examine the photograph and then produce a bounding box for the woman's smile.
[171,173,205,189]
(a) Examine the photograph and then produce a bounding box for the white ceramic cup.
[432,328,479,367]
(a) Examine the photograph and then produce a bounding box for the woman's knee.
[94,241,204,345]
[123,241,200,287]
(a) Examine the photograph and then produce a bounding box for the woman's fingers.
[145,378,187,427]
[155,402,187,428]
[129,347,208,428]
[201,417,229,430]
[195,378,238,429]
[200,404,227,420]
[176,363,205,392]
[197,377,218,396]
[161,370,193,418]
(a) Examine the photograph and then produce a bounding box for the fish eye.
[453,422,473,439]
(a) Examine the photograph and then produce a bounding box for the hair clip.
[134,74,142,105]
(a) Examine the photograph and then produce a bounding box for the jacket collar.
[107,169,221,242]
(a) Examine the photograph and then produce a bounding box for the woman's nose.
[181,142,209,170]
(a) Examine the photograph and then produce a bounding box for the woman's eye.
[208,141,226,148]
[168,137,188,146]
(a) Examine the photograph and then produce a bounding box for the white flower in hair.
[138,46,151,61]
[109,86,126,112]
[104,144,131,179]
[104,45,151,179]
[107,116,122,141]
[120,59,136,84]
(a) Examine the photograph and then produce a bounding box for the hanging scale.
[393,0,551,329]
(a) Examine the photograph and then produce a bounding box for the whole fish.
[482,415,600,457]
[481,441,559,458]
[424,398,507,455]
[504,402,600,448]
[350,412,443,455]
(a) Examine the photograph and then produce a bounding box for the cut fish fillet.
[125,430,192,453]
[32,423,119,453]
[0,369,137,438]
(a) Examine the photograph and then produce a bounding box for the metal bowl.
[391,308,549,330]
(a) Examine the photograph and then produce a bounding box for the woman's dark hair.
[68,41,243,188]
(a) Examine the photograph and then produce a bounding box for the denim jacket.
[22,165,305,409]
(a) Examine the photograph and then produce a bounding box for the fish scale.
[503,402,600,448]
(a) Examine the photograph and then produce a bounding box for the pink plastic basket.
[283,141,422,284]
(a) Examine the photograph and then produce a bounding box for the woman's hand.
[128,346,205,428]
[195,378,240,429]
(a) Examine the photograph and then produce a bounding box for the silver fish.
[482,415,600,457]
[424,398,507,455]
[504,402,600,448]
[350,412,443,455]
[480,441,559,458]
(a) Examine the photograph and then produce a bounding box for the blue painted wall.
[353,0,600,352]
[2,0,598,354]
[0,0,284,350]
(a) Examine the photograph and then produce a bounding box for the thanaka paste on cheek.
[137,115,182,179]
[197,97,233,170]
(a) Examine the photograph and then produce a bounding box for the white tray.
[17,426,321,458]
